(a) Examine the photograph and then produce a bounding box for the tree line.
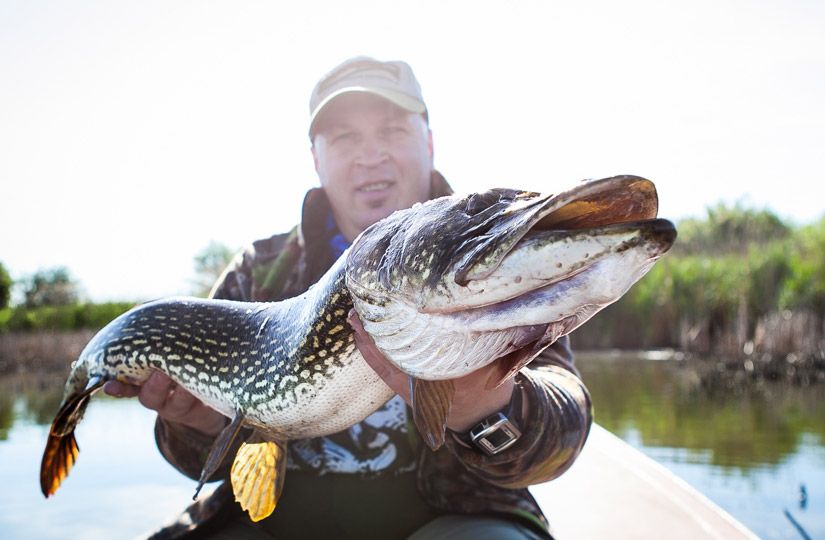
[0,242,235,332]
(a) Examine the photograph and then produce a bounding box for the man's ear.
[427,128,434,167]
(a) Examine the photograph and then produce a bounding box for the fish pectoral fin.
[39,377,105,497]
[485,315,581,390]
[194,412,246,500]
[230,439,287,522]
[410,377,455,451]
[484,345,542,390]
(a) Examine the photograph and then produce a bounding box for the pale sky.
[2,0,823,302]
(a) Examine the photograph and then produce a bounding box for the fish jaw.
[418,218,674,314]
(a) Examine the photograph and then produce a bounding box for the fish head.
[345,175,677,379]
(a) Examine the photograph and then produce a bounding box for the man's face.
[311,93,434,242]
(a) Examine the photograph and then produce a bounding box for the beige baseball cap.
[309,56,427,138]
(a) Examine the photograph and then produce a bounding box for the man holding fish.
[104,57,593,539]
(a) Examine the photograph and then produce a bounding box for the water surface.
[0,372,213,539]
[576,352,825,539]
[1,354,823,539]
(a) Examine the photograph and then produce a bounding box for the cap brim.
[309,87,426,137]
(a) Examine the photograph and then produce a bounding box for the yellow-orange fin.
[410,377,455,451]
[230,440,286,522]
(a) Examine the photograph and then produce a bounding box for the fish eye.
[465,191,498,216]
[465,189,521,216]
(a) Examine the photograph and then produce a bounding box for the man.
[105,57,592,539]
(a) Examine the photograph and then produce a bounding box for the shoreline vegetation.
[0,330,95,374]
[2,329,822,383]
[1,204,823,381]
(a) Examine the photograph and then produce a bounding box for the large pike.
[40,175,676,521]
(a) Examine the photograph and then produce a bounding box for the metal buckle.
[469,412,522,456]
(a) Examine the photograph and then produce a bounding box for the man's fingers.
[348,309,390,375]
[98,369,225,436]
[103,380,140,398]
[348,309,410,400]
[137,371,177,411]
[347,308,366,334]
[159,385,200,421]
[348,311,516,432]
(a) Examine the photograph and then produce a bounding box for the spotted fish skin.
[67,256,393,440]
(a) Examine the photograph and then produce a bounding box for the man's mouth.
[358,181,393,193]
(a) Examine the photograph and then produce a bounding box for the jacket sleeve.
[442,335,593,488]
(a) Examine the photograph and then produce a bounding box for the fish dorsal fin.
[230,438,287,522]
[410,377,455,451]
[193,412,247,499]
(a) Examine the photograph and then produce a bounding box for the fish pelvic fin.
[40,376,104,497]
[230,439,287,522]
[411,377,455,451]
[193,412,247,500]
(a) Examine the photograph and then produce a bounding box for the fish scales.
[69,257,393,440]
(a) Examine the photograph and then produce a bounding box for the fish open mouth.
[459,218,676,321]
[454,175,664,286]
[434,177,675,377]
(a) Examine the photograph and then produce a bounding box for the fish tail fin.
[40,376,104,497]
[40,429,79,497]
[230,439,287,522]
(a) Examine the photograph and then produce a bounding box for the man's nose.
[354,137,389,167]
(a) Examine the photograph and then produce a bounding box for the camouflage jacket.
[152,172,592,537]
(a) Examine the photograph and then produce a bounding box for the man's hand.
[104,372,227,437]
[348,310,515,433]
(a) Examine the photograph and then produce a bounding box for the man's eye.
[384,126,407,137]
[332,132,355,143]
